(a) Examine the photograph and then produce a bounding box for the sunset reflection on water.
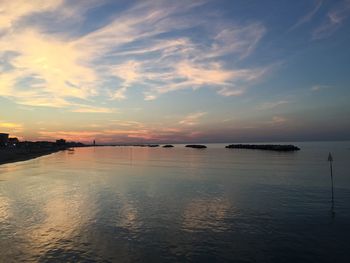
[0,143,350,262]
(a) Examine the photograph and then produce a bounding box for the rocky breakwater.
[185,145,207,149]
[225,144,300,152]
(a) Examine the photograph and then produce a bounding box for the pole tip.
[328,152,333,162]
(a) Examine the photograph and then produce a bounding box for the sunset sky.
[0,0,349,143]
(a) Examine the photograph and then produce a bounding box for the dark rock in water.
[131,144,159,147]
[163,145,174,148]
[225,144,300,152]
[185,144,207,149]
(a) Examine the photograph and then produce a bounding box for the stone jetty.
[225,144,300,152]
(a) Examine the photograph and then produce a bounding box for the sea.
[0,141,349,262]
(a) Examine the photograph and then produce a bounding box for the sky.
[0,0,350,143]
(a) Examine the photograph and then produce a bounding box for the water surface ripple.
[0,142,349,262]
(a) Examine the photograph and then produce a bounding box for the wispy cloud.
[0,120,23,133]
[258,100,289,110]
[34,113,209,143]
[290,0,323,30]
[0,0,271,109]
[311,84,330,91]
[0,29,97,108]
[312,0,350,39]
[110,120,144,128]
[210,22,266,59]
[37,125,199,143]
[267,116,287,125]
[92,4,269,100]
[112,87,128,101]
[0,121,22,129]
[0,0,63,29]
[179,112,207,126]
[70,105,116,113]
[109,60,142,100]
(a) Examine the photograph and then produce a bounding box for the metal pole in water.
[328,152,335,215]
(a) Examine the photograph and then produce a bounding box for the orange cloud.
[0,121,23,134]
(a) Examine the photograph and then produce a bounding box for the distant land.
[0,132,302,166]
[0,136,86,165]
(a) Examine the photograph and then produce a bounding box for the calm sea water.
[0,141,350,262]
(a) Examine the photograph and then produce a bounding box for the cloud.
[112,87,128,100]
[143,94,157,101]
[88,3,269,100]
[0,29,97,108]
[36,127,179,143]
[35,115,208,143]
[70,105,116,113]
[110,120,144,128]
[144,62,270,99]
[109,60,142,100]
[0,1,102,109]
[268,116,287,125]
[0,120,23,133]
[258,100,289,110]
[0,121,22,129]
[0,0,271,110]
[312,0,350,39]
[311,84,329,91]
[290,0,323,30]
[110,60,142,84]
[0,0,63,29]
[211,23,266,59]
[179,112,207,126]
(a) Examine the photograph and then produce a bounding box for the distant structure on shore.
[0,134,86,165]
[0,132,85,150]
[0,133,20,148]
[0,133,9,147]
[8,137,19,147]
[56,139,66,146]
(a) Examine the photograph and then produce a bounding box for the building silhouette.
[8,137,19,147]
[56,139,66,146]
[0,133,9,147]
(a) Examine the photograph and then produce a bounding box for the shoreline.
[0,148,67,166]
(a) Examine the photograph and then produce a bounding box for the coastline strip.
[0,148,66,166]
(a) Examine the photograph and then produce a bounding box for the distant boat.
[67,148,75,153]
